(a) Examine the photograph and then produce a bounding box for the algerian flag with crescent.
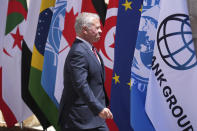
[2,0,32,122]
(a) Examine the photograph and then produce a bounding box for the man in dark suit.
[58,12,113,131]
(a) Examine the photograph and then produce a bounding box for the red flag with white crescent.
[98,0,119,130]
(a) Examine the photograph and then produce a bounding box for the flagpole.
[19,121,23,129]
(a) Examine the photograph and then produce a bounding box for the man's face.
[85,18,102,43]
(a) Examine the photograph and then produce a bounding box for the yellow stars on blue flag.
[122,0,132,11]
[113,73,132,89]
[122,0,143,12]
[127,79,132,90]
[139,5,143,12]
[113,73,120,84]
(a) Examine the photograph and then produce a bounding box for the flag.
[110,0,142,130]
[97,0,119,130]
[98,0,118,101]
[146,0,197,130]
[28,0,61,130]
[21,0,51,129]
[130,0,160,130]
[91,0,107,26]
[0,0,17,127]
[2,0,32,123]
[41,0,67,108]
[54,0,81,104]
[80,0,106,51]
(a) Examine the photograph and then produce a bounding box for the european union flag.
[110,0,142,130]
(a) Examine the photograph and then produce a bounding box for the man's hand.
[99,108,113,119]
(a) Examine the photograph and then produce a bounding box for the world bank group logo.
[157,14,197,70]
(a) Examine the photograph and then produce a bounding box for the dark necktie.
[92,46,100,63]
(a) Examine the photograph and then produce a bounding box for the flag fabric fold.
[97,0,119,130]
[41,0,67,108]
[2,0,32,123]
[110,0,143,130]
[146,0,197,130]
[28,0,61,130]
[21,0,51,129]
[130,0,160,130]
[98,0,118,100]
[54,0,82,104]
[0,0,17,127]
[89,0,107,26]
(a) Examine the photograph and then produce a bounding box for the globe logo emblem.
[131,4,160,92]
[157,14,197,70]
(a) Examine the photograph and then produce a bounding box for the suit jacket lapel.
[89,49,101,68]
[91,50,105,83]
[79,41,105,81]
[96,50,105,81]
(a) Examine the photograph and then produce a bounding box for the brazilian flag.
[28,0,60,130]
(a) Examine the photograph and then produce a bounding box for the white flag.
[146,0,197,130]
[2,0,32,122]
[24,0,41,51]
[54,0,83,103]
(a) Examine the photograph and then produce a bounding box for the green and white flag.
[0,0,17,127]
[2,0,32,122]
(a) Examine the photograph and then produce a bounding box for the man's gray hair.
[75,12,100,35]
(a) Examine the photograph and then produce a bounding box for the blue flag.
[41,0,67,107]
[110,0,142,130]
[130,0,160,130]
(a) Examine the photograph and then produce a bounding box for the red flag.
[0,68,17,127]
[97,0,119,130]
[2,0,32,123]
